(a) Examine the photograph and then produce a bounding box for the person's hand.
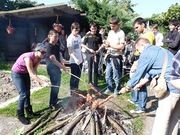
[119,87,127,94]
[41,82,50,87]
[134,83,142,91]
[89,49,95,54]
[118,86,130,94]
[64,68,69,73]
[75,59,80,65]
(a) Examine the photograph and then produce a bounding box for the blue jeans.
[47,63,61,106]
[137,85,147,111]
[131,89,138,104]
[70,63,82,90]
[11,72,31,110]
[105,57,122,94]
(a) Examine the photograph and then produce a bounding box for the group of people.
[11,16,180,135]
[119,17,180,135]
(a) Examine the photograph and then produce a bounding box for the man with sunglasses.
[11,43,49,125]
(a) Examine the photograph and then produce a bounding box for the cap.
[34,43,46,51]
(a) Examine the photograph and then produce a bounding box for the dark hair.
[89,22,98,28]
[169,19,179,27]
[109,17,119,24]
[48,29,59,35]
[71,22,80,31]
[133,17,147,27]
[151,24,158,29]
[125,36,131,42]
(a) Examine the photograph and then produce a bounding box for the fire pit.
[23,89,133,135]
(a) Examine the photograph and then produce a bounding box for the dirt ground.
[0,71,43,135]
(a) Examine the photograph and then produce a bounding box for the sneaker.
[127,99,138,106]
[103,89,111,94]
[130,109,145,114]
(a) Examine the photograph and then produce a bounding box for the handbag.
[149,49,168,99]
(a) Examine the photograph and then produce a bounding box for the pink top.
[12,52,40,73]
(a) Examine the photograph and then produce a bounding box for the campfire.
[23,89,133,135]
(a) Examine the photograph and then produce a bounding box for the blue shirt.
[127,44,179,94]
[170,50,180,80]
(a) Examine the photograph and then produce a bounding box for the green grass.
[0,61,14,71]
[0,62,145,135]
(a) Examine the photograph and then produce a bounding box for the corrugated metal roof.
[0,3,82,19]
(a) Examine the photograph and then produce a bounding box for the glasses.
[39,51,46,54]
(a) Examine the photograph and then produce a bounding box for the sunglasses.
[39,51,46,54]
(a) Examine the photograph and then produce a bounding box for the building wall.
[0,15,83,61]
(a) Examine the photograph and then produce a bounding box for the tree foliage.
[0,0,36,11]
[149,3,180,32]
[70,0,138,34]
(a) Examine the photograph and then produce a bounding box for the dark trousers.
[87,54,99,87]
[11,72,31,110]
[47,63,61,106]
[70,63,82,90]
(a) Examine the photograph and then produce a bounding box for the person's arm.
[104,31,125,50]
[49,55,68,72]
[104,40,125,50]
[170,79,180,90]
[68,47,81,65]
[134,78,149,90]
[81,44,95,54]
[24,58,48,86]
[168,33,180,49]
[162,33,173,43]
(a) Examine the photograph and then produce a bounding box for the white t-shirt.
[107,28,125,56]
[67,33,83,64]
[155,32,164,47]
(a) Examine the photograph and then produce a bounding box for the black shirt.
[83,32,102,53]
[45,43,60,65]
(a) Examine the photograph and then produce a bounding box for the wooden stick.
[81,111,92,131]
[90,116,95,135]
[91,94,114,110]
[39,117,71,135]
[27,108,62,135]
[62,114,84,135]
[102,106,107,125]
[22,111,50,135]
[95,112,101,135]
[107,116,127,135]
[56,113,73,121]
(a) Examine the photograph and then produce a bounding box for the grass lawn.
[0,61,145,135]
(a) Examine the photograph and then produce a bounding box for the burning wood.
[23,89,133,135]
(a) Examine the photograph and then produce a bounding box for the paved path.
[144,89,158,135]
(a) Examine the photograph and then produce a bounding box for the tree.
[70,0,138,35]
[0,0,36,11]
[149,3,180,32]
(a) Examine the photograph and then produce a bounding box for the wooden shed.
[0,3,85,60]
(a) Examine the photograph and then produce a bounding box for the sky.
[35,0,179,18]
